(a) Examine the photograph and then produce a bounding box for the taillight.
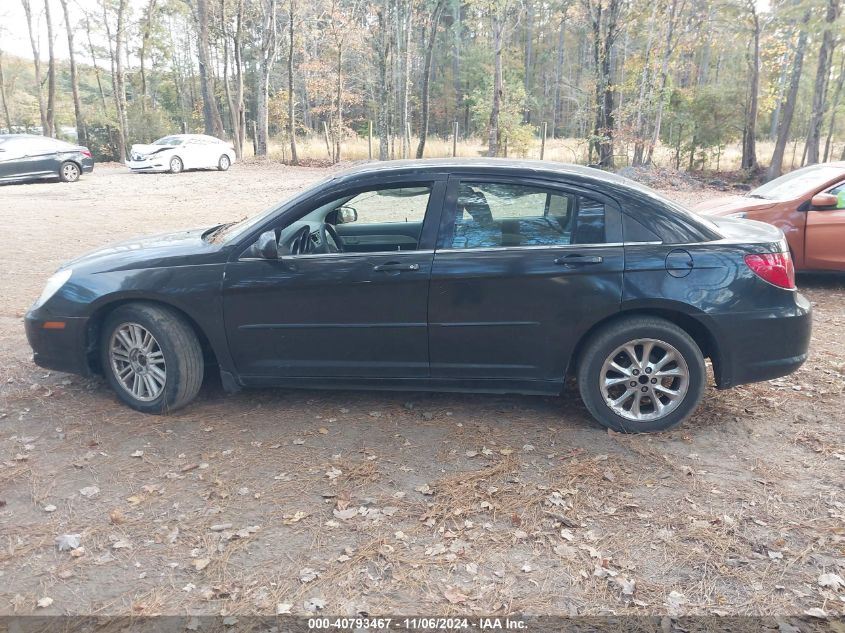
[81,149,92,158]
[744,252,795,289]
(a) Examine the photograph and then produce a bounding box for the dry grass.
[255,134,824,173]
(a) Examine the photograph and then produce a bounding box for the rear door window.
[444,181,606,249]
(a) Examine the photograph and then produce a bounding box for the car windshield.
[749,165,845,201]
[153,136,183,146]
[205,175,338,244]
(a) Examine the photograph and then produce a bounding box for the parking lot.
[1,163,844,617]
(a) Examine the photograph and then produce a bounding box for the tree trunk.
[44,0,56,137]
[551,14,566,137]
[0,49,12,131]
[806,0,840,165]
[104,0,129,160]
[256,0,278,157]
[824,54,845,161]
[740,5,760,171]
[416,0,445,158]
[376,3,392,160]
[84,15,108,114]
[487,12,503,157]
[139,0,158,111]
[586,0,622,167]
[523,0,534,124]
[58,0,86,147]
[21,0,48,135]
[768,12,809,180]
[233,0,246,156]
[644,0,678,165]
[194,0,226,138]
[288,0,299,165]
[632,0,658,166]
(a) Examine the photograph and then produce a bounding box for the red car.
[694,162,845,272]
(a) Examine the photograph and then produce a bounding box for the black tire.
[100,303,204,414]
[576,316,706,433]
[59,161,81,183]
[217,154,231,171]
[169,156,183,174]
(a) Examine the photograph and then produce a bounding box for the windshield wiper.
[203,222,236,241]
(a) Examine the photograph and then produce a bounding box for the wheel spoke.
[604,376,630,387]
[608,361,632,377]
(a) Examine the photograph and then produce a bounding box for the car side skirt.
[235,375,563,396]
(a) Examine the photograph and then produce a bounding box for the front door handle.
[373,262,420,272]
[554,254,603,266]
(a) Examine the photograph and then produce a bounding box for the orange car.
[694,162,845,271]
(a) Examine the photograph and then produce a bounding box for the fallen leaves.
[79,485,99,499]
[818,573,845,591]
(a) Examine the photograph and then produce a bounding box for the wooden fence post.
[540,122,547,160]
[368,120,373,160]
[452,121,458,157]
[322,121,332,161]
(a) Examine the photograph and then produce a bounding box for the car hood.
[130,143,175,156]
[62,227,227,273]
[692,195,778,217]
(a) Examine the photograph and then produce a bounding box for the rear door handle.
[373,262,420,272]
[554,254,603,266]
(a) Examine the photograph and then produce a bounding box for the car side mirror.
[255,230,278,259]
[329,206,357,225]
[811,193,838,208]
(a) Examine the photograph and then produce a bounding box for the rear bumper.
[24,311,92,376]
[711,292,812,388]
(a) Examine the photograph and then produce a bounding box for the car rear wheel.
[576,316,706,433]
[217,154,231,171]
[59,161,80,183]
[169,156,183,174]
[100,303,203,414]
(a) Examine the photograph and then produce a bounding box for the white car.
[127,134,235,174]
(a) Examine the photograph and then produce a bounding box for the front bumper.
[25,310,92,376]
[711,292,812,388]
[127,156,169,172]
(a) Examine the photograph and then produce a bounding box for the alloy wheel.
[109,322,167,402]
[62,163,80,182]
[599,338,689,422]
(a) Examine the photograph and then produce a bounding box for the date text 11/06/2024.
[307,617,527,630]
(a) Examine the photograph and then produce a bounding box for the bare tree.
[806,0,841,165]
[21,0,49,135]
[288,0,299,164]
[58,0,86,147]
[139,0,158,110]
[255,0,279,157]
[374,0,393,160]
[583,0,624,167]
[103,0,129,160]
[43,0,56,136]
[0,52,11,131]
[416,0,446,158]
[768,10,809,179]
[189,0,226,138]
[739,0,761,171]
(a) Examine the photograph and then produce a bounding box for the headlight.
[32,269,72,309]
[727,212,748,219]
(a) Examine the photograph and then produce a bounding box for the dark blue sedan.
[24,159,812,432]
[0,134,94,183]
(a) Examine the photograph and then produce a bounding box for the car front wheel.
[59,161,80,182]
[218,154,231,171]
[577,316,706,433]
[100,303,204,414]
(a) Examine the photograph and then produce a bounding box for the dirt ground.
[0,163,844,619]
